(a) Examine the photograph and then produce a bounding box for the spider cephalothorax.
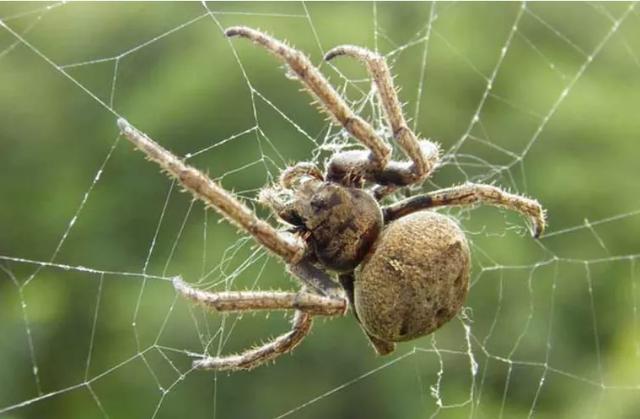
[118,26,546,371]
[261,172,384,273]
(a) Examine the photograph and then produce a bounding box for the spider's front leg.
[325,45,440,189]
[383,183,546,237]
[117,119,307,264]
[225,26,391,169]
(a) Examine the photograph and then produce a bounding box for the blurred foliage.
[1,2,639,418]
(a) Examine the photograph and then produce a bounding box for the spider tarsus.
[323,48,344,62]
[224,26,253,39]
[172,275,186,292]
[324,45,379,63]
[530,205,546,239]
[192,358,219,371]
[116,117,132,133]
[223,27,241,38]
[192,356,249,372]
[533,220,545,239]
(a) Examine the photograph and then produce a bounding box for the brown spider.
[117,27,546,371]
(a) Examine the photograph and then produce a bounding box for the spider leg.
[195,310,313,371]
[173,277,347,316]
[174,277,346,371]
[325,143,438,188]
[325,45,440,186]
[224,26,391,168]
[288,259,345,297]
[117,118,306,264]
[382,183,546,238]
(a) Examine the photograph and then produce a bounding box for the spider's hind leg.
[195,310,313,371]
[173,278,347,371]
[173,277,346,316]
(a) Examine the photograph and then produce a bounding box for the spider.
[117,26,546,371]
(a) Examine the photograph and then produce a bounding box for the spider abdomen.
[354,211,470,342]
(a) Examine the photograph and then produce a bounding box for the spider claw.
[323,47,345,62]
[223,26,245,38]
[533,221,545,239]
[324,44,381,63]
[532,208,547,239]
[224,26,268,44]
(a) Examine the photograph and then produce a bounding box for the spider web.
[1,2,639,418]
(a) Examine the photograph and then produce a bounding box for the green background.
[1,2,639,418]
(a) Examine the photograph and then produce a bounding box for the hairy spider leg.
[325,45,440,186]
[118,118,356,370]
[117,118,306,264]
[173,277,347,316]
[383,183,547,238]
[173,271,346,370]
[195,310,313,371]
[224,26,392,169]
